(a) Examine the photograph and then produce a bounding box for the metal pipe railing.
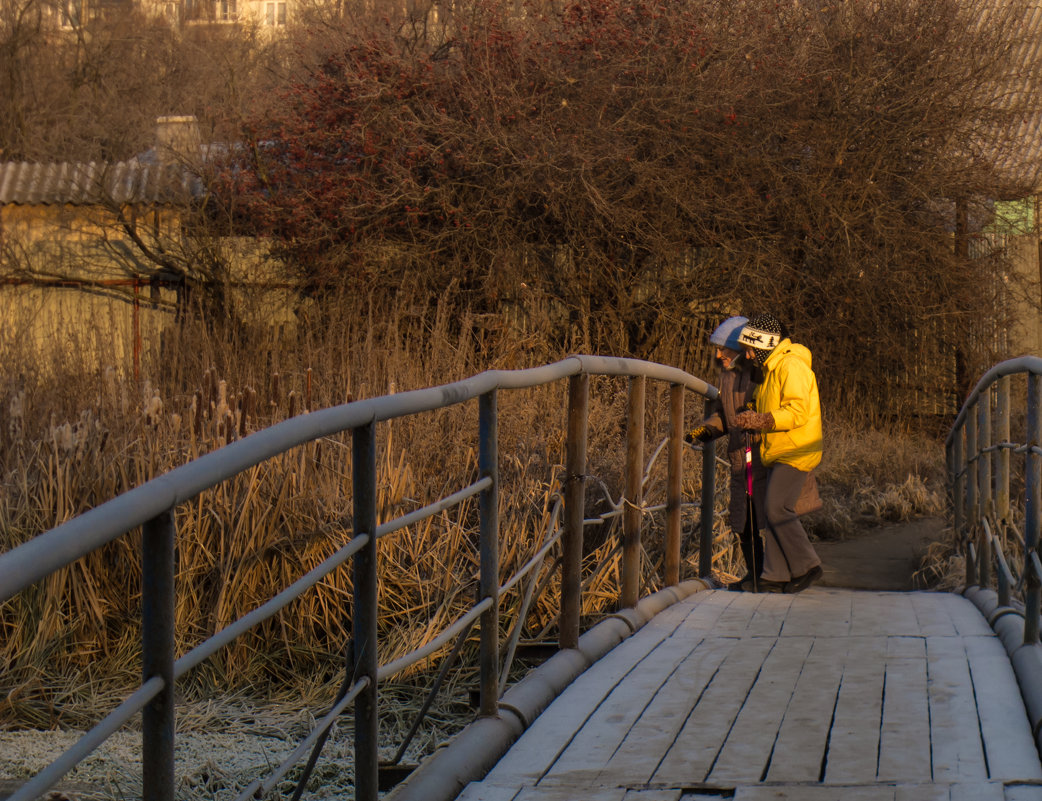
[478,390,501,718]
[0,356,715,605]
[561,372,589,650]
[353,421,379,801]
[1026,374,1042,643]
[622,375,646,608]
[141,510,176,801]
[665,384,685,586]
[996,374,1011,525]
[700,434,717,577]
[0,356,720,801]
[947,357,1042,645]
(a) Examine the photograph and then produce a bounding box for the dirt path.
[812,516,949,591]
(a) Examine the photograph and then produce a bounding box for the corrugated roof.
[975,0,1042,192]
[0,160,206,206]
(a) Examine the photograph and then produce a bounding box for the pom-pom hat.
[738,313,783,353]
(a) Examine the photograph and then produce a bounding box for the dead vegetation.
[2,0,1028,792]
[0,285,953,733]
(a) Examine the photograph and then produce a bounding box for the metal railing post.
[478,391,500,717]
[353,423,379,801]
[699,436,717,578]
[665,384,685,587]
[142,509,176,801]
[966,408,978,585]
[979,393,993,588]
[622,376,646,608]
[1026,376,1042,644]
[561,374,588,650]
[995,523,1012,609]
[951,428,965,563]
[996,375,1011,526]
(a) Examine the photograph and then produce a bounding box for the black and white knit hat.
[738,314,783,364]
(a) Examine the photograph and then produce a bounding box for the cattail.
[52,421,74,454]
[271,371,281,410]
[205,368,217,416]
[239,387,255,438]
[144,392,163,428]
[214,380,230,429]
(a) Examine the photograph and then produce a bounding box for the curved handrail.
[947,355,1042,640]
[946,355,1042,448]
[0,355,721,801]
[0,355,714,603]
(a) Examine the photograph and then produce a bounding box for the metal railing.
[947,355,1042,641]
[0,355,720,801]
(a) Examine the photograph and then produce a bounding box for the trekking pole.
[745,433,760,593]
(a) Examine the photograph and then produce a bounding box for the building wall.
[1002,233,1042,358]
[0,202,299,377]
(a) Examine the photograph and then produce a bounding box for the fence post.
[978,392,993,589]
[353,423,379,801]
[142,509,176,801]
[478,390,500,717]
[665,384,685,587]
[1026,375,1042,644]
[699,437,716,578]
[951,428,965,565]
[966,407,978,586]
[996,375,1011,527]
[561,374,588,650]
[622,376,646,608]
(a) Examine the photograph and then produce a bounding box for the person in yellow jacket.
[734,313,823,593]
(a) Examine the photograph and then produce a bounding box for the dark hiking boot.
[728,573,756,592]
[786,565,823,594]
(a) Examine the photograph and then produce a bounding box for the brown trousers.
[760,463,821,582]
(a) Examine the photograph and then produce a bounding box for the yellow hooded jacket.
[754,338,822,471]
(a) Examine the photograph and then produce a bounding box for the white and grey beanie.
[738,313,783,366]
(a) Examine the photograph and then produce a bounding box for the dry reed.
[0,290,735,735]
[0,287,957,741]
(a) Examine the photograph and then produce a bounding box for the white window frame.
[215,0,237,22]
[265,1,287,26]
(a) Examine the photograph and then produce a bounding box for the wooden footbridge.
[450,588,1042,801]
[3,356,1042,801]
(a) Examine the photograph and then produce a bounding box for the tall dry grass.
[807,418,949,541]
[0,290,739,731]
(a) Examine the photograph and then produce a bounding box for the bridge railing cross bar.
[0,355,719,801]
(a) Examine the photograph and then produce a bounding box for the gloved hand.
[734,410,774,431]
[684,425,714,444]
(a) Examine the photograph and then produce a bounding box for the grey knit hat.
[708,316,748,351]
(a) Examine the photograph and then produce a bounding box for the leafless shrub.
[221,0,1042,416]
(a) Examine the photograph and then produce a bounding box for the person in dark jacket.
[686,316,768,591]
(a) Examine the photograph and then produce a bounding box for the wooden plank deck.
[457,588,1042,801]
